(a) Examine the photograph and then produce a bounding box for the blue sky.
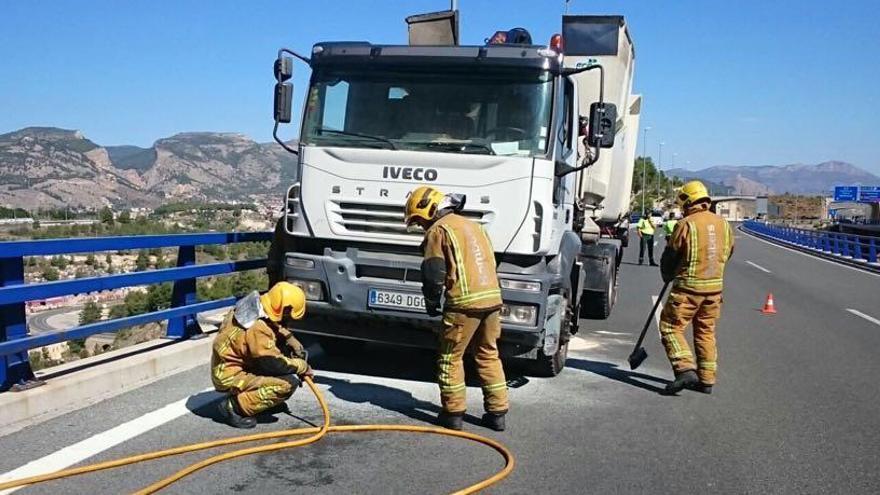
[1,0,878,174]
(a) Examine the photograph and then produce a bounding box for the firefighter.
[211,282,312,428]
[636,214,657,265]
[659,181,734,395]
[662,212,678,242]
[405,186,509,432]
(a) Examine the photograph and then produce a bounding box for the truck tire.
[526,294,573,377]
[580,261,617,319]
[317,336,366,356]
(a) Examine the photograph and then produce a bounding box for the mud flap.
[542,295,564,356]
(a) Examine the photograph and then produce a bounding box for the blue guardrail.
[742,220,879,267]
[0,232,272,392]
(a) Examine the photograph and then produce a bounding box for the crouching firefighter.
[405,186,509,431]
[211,282,313,428]
[659,180,734,395]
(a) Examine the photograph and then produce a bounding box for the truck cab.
[269,15,639,376]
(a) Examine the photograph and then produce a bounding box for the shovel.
[627,281,670,370]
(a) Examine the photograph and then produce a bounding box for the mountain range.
[0,127,297,210]
[2,126,877,209]
[666,162,880,196]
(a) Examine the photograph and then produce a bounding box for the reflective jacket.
[637,218,655,235]
[211,310,308,390]
[663,219,678,236]
[421,213,502,311]
[661,203,734,294]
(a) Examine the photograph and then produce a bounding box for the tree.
[85,253,97,266]
[51,255,69,269]
[105,253,113,265]
[74,267,88,279]
[100,206,115,225]
[109,304,129,319]
[135,250,149,271]
[118,210,132,224]
[79,300,102,326]
[123,290,150,316]
[42,266,60,281]
[147,283,173,311]
[32,219,41,229]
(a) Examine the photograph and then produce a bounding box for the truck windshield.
[301,68,553,157]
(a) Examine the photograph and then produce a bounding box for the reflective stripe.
[446,289,501,307]
[699,361,717,370]
[723,223,731,259]
[671,349,693,359]
[482,382,507,392]
[688,222,698,279]
[440,383,466,393]
[218,328,242,355]
[441,225,469,296]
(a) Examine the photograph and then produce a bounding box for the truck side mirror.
[274,56,293,82]
[274,82,293,123]
[273,56,294,124]
[587,102,617,148]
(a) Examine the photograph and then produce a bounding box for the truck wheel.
[527,340,569,377]
[580,262,616,319]
[317,336,366,356]
[526,293,573,377]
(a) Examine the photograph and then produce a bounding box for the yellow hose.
[0,377,514,495]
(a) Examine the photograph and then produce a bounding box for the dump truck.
[268,12,640,375]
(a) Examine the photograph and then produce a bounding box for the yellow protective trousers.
[437,309,509,415]
[213,371,298,417]
[658,290,723,385]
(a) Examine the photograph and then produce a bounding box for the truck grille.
[328,200,488,237]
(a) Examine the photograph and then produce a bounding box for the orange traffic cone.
[761,293,777,315]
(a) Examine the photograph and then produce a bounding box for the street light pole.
[641,127,651,216]
[656,142,664,204]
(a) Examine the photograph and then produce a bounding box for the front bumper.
[283,247,553,357]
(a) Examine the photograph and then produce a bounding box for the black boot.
[217,397,257,429]
[663,370,699,395]
[261,402,291,416]
[438,411,464,430]
[686,382,713,394]
[649,261,658,266]
[481,412,506,432]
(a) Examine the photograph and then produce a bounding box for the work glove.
[278,328,308,359]
[299,365,315,379]
[426,300,442,317]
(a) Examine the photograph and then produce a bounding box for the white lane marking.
[740,229,880,279]
[745,260,772,273]
[846,309,880,327]
[0,387,214,494]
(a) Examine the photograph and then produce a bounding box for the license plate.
[368,288,426,312]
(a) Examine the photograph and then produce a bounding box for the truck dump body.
[563,16,640,225]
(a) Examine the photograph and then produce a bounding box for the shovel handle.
[632,281,670,350]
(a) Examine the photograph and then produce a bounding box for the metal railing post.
[167,245,199,339]
[0,256,37,391]
[855,236,864,261]
[870,238,878,264]
[833,234,840,255]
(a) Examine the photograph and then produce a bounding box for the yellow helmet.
[260,281,306,322]
[404,186,444,226]
[676,180,710,208]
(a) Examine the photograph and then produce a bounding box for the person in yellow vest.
[405,186,509,431]
[662,212,678,242]
[211,282,312,428]
[659,181,734,394]
[636,214,657,265]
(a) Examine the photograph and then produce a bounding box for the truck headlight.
[500,304,538,326]
[291,280,324,301]
[286,256,315,269]
[499,279,541,292]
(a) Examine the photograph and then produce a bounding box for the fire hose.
[0,377,514,494]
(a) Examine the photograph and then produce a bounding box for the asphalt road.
[2,228,879,494]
